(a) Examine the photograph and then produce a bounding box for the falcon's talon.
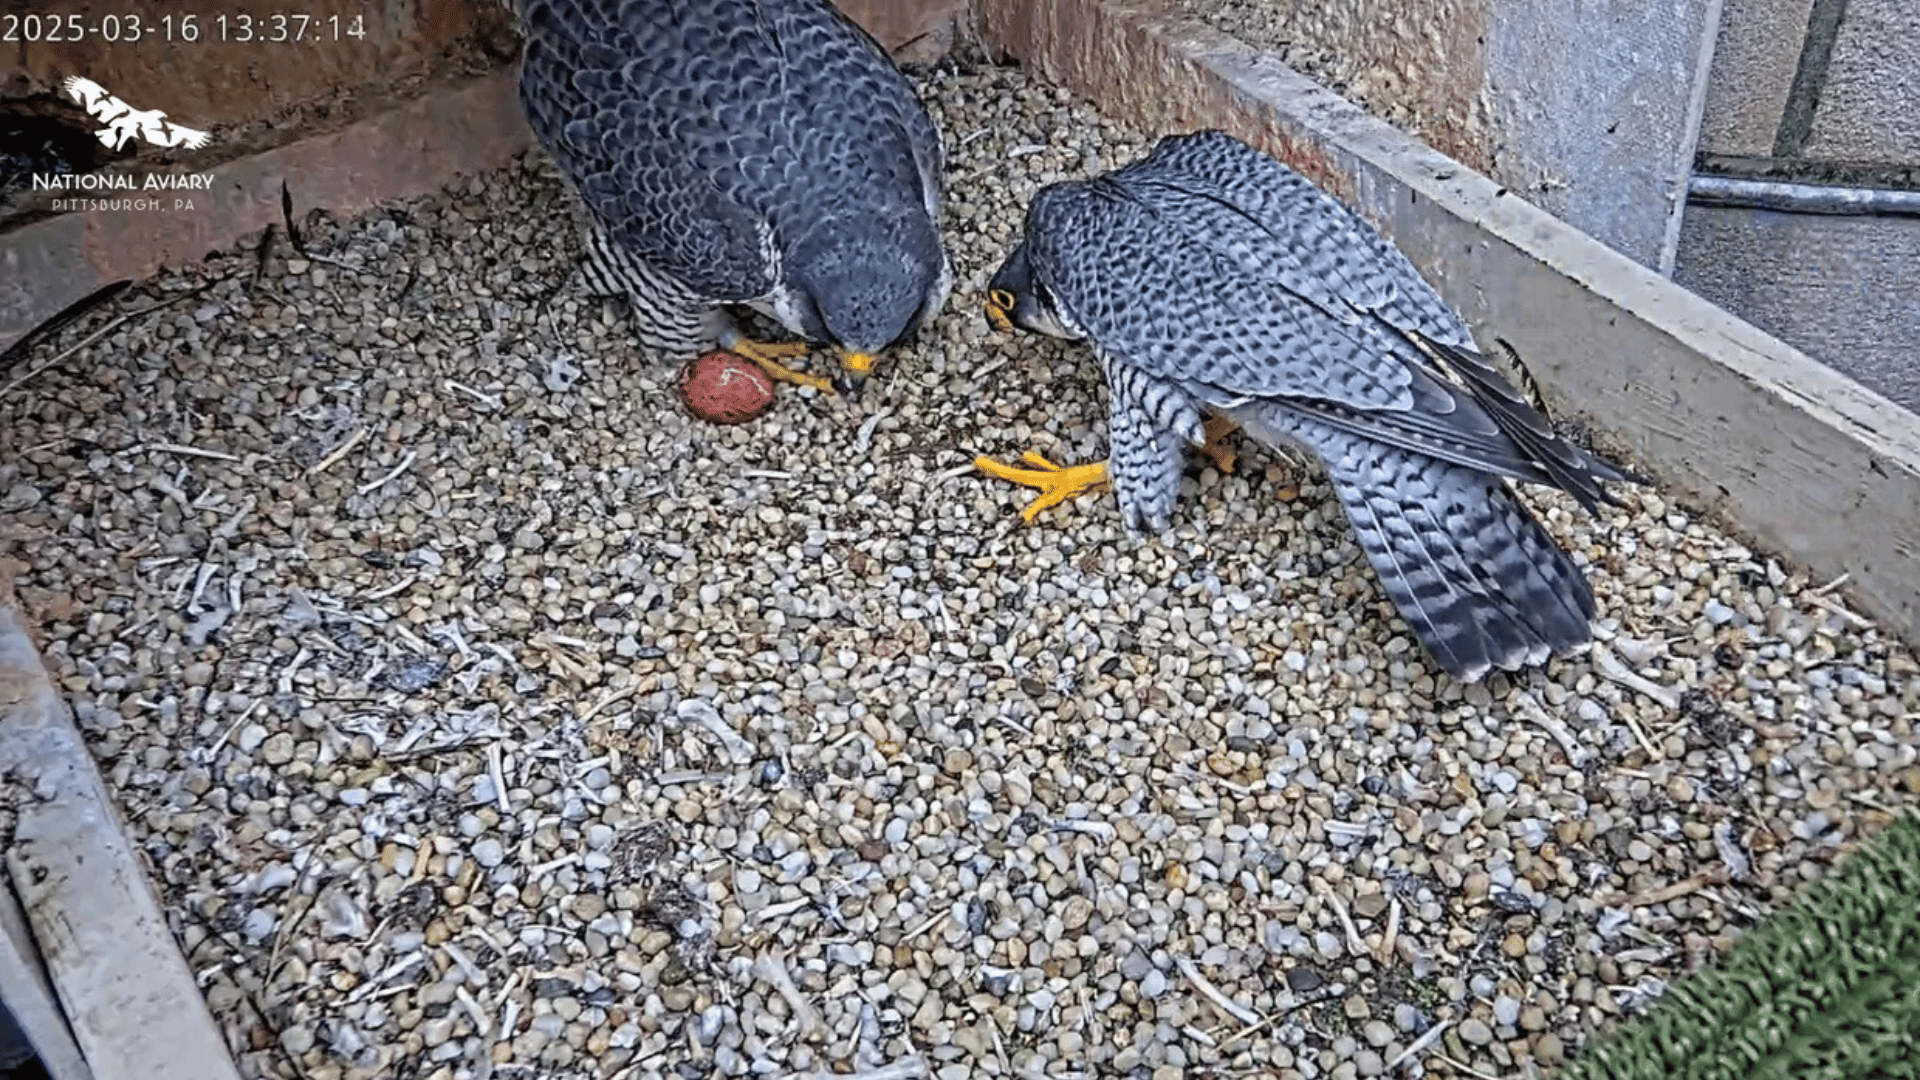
[731,339,831,392]
[973,453,1111,522]
[733,339,811,361]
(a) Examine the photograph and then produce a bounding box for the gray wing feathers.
[1130,133,1628,505]
[514,0,939,300]
[518,0,769,296]
[1028,183,1420,410]
[1122,131,1471,348]
[773,5,942,220]
[1031,135,1623,503]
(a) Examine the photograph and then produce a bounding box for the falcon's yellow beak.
[985,289,1015,333]
[835,349,875,395]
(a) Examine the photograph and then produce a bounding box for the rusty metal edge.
[977,0,1920,649]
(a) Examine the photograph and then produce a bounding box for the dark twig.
[280,179,306,255]
[1,283,212,400]
[0,279,134,373]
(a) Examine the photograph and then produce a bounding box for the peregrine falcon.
[512,0,950,393]
[975,131,1633,681]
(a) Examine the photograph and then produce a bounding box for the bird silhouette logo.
[60,76,212,151]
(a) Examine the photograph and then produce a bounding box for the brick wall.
[1678,0,1920,413]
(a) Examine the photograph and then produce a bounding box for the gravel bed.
[4,54,1920,1080]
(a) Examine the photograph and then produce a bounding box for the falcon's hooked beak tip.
[834,350,875,396]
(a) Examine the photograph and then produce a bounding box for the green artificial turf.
[1556,810,1920,1080]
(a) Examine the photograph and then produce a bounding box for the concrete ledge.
[979,0,1920,648]
[1,66,533,357]
[0,570,243,1080]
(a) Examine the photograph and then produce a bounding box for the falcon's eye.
[988,288,1017,312]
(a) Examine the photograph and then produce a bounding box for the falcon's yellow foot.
[730,338,831,392]
[973,451,1111,522]
[1200,415,1241,474]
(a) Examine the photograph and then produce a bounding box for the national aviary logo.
[29,76,217,209]
[60,75,212,151]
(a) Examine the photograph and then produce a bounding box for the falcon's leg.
[973,451,1111,522]
[1198,415,1240,474]
[1197,414,1300,498]
[581,222,830,392]
[717,329,831,392]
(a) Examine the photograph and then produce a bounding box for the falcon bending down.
[976,131,1634,682]
[512,0,950,394]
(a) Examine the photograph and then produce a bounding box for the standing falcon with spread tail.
[976,131,1635,682]
[512,0,950,393]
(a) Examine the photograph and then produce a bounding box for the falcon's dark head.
[985,241,1080,341]
[788,216,950,395]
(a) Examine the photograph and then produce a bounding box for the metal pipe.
[1687,174,1920,218]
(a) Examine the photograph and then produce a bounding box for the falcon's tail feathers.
[1396,327,1638,513]
[1241,408,1598,681]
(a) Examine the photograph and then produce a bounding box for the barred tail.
[1238,406,1597,681]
